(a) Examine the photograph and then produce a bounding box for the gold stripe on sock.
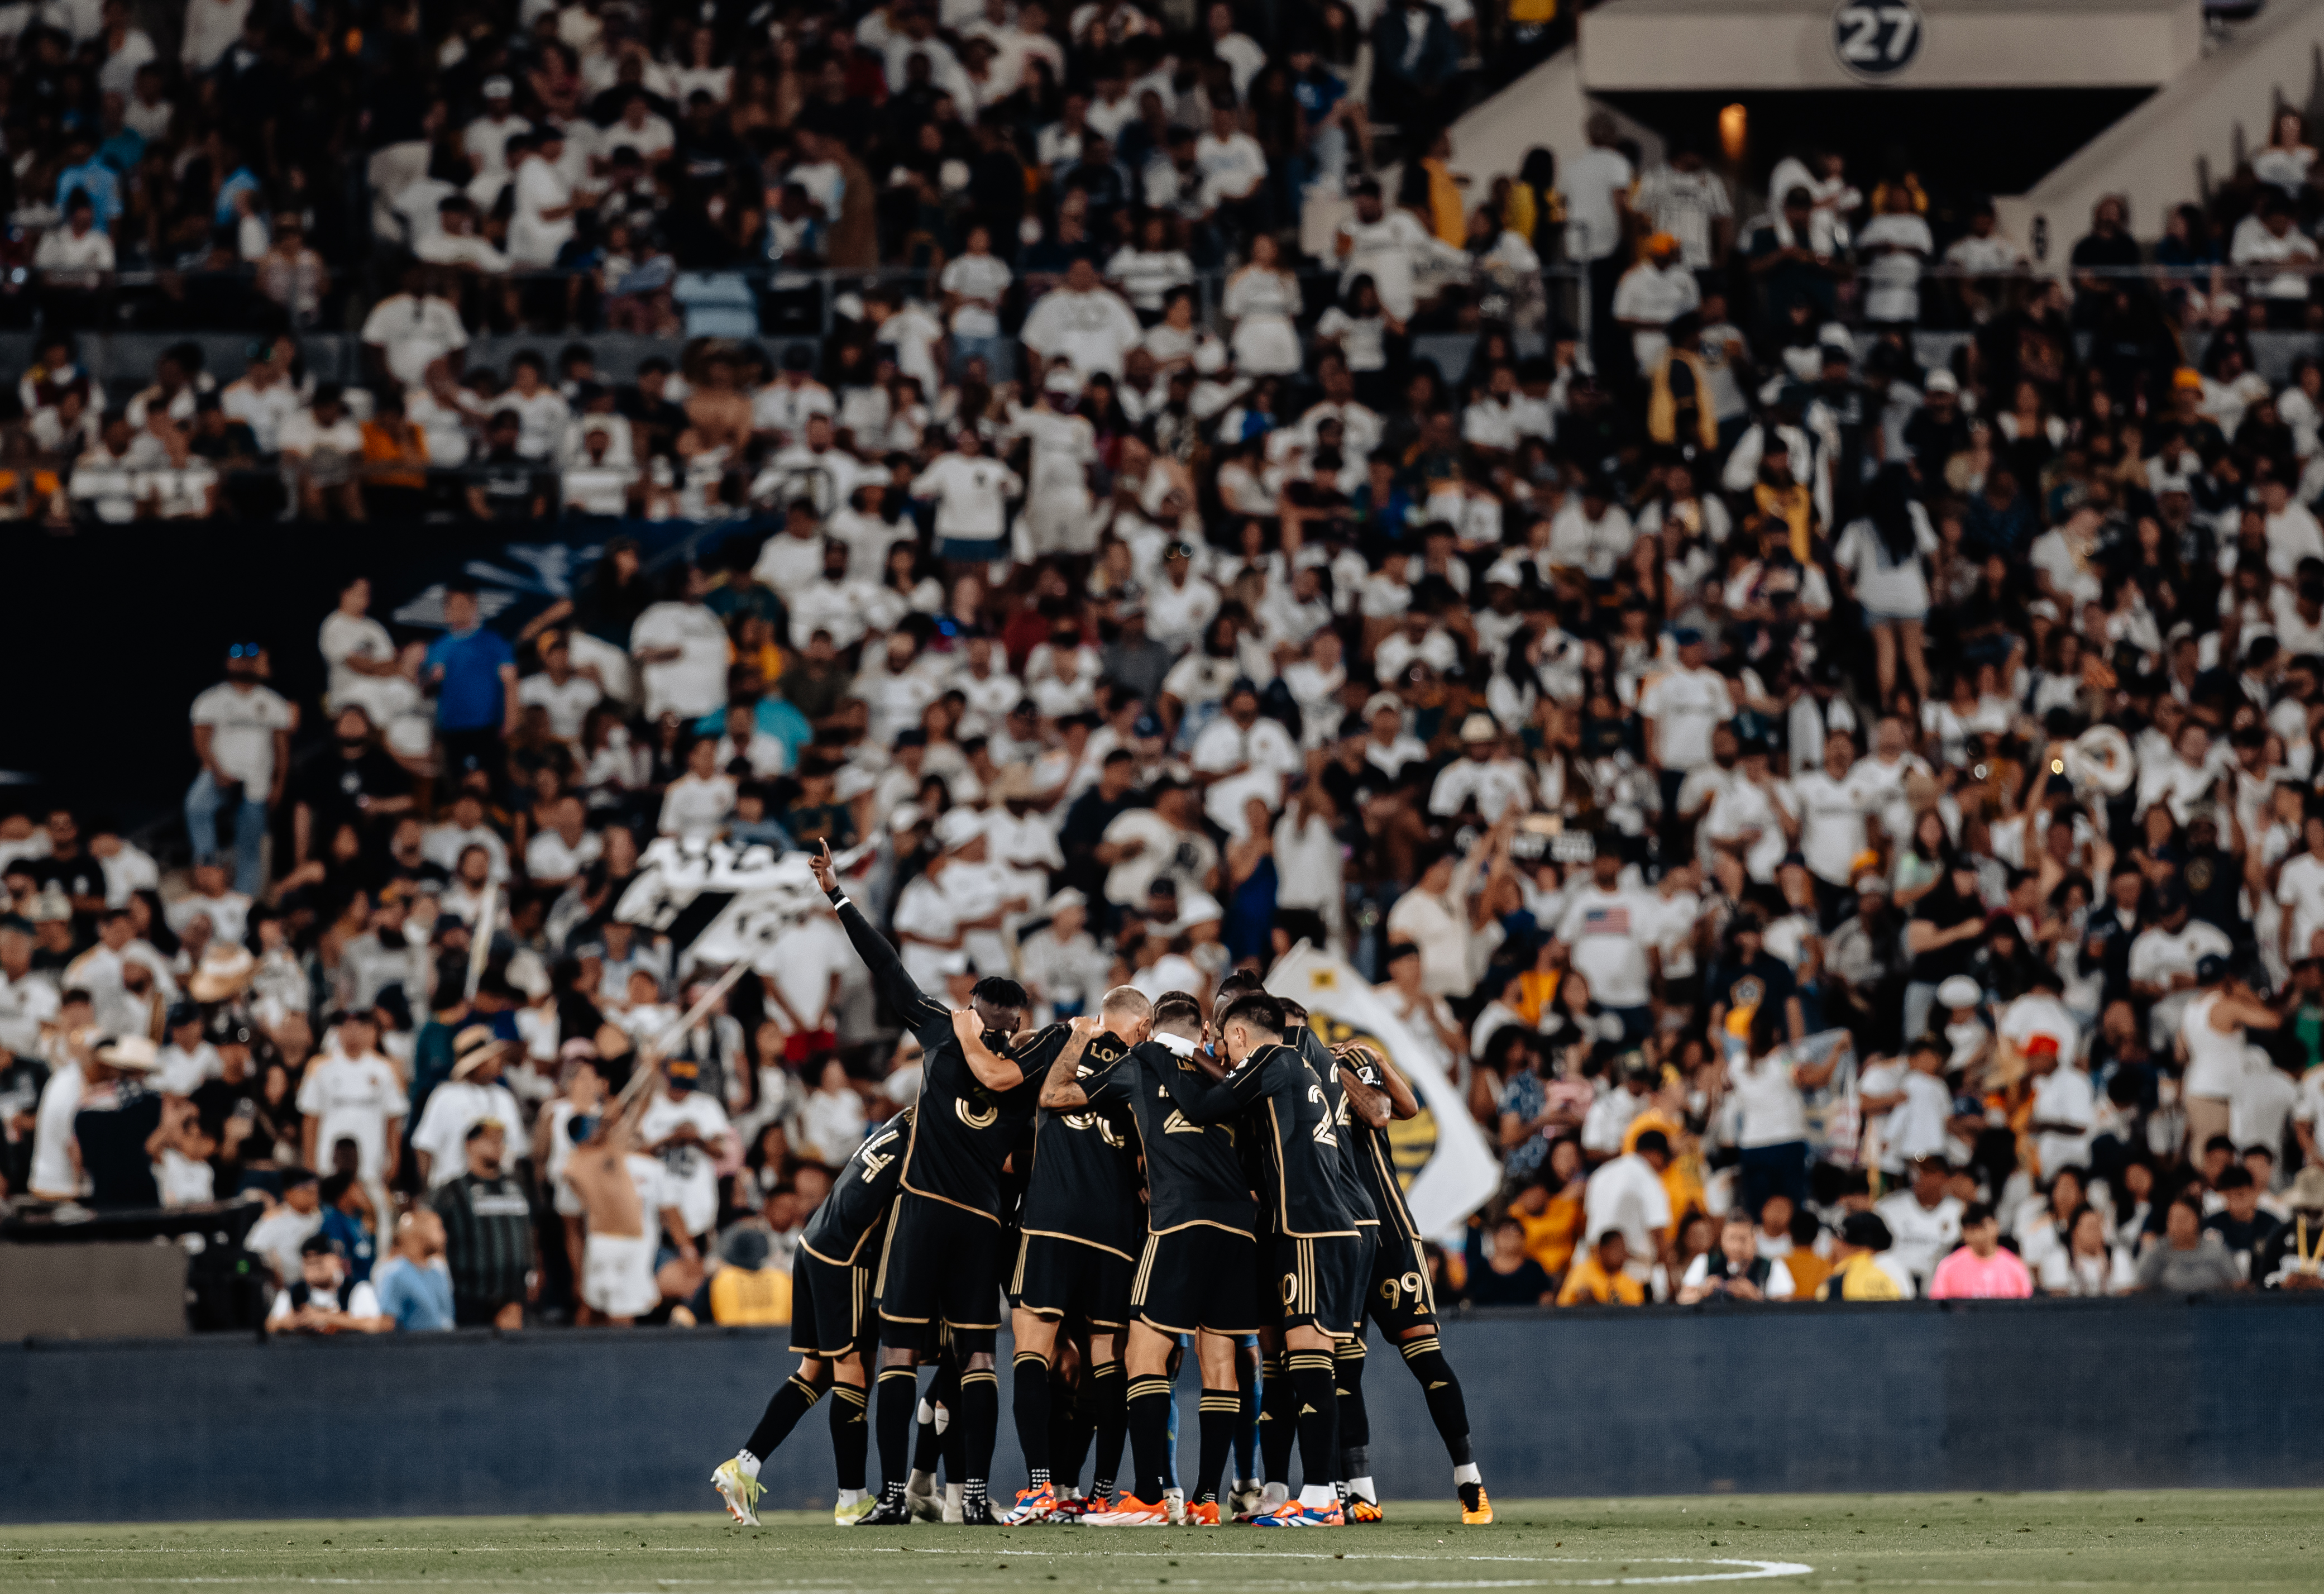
[1015,1351,1050,1371]
[960,1369,999,1387]
[833,1385,869,1409]
[878,1366,918,1384]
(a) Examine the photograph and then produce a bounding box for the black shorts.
[1275,1232,1374,1339]
[790,1250,876,1359]
[1132,1224,1260,1337]
[1355,1228,1438,1338]
[1012,1233,1135,1328]
[877,1192,1003,1347]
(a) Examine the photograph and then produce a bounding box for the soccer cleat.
[1460,1485,1495,1525]
[1184,1500,1221,1525]
[1347,1497,1384,1524]
[1252,1499,1346,1528]
[833,1495,877,1526]
[711,1458,763,1526]
[1229,1481,1266,1520]
[906,1471,942,1523]
[1003,1483,1060,1524]
[1084,1495,1171,1526]
[1164,1488,1187,1526]
[962,1495,1000,1526]
[1049,1492,1096,1520]
[853,1496,916,1527]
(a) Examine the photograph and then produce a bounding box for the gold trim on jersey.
[898,1178,1007,1224]
[1144,1216,1258,1240]
[1018,1226,1137,1263]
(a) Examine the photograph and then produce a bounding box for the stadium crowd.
[15,0,2324,1329]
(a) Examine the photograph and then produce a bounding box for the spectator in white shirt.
[277,384,366,521]
[1020,256,1144,378]
[911,427,1022,563]
[1611,233,1701,373]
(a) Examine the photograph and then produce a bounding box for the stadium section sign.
[1832,0,1924,78]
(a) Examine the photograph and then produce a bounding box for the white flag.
[1266,944,1500,1235]
[615,840,824,972]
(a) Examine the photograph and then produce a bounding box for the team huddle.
[708,841,1489,1530]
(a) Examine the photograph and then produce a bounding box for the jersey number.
[1380,1270,1428,1310]
[1308,1084,1350,1146]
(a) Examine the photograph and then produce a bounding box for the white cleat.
[711,1458,762,1526]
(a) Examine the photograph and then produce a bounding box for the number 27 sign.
[1832,0,1924,79]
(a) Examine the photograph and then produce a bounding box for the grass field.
[3,1491,2319,1594]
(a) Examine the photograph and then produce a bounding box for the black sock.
[1259,1354,1297,1485]
[876,1366,919,1501]
[915,1362,957,1474]
[1194,1388,1238,1505]
[1400,1335,1473,1466]
[830,1383,869,1491]
[1234,1345,1259,1483]
[1126,1373,1174,1503]
[1051,1365,1092,1492]
[1287,1350,1339,1495]
[1012,1352,1051,1488]
[1335,1340,1369,1480]
[959,1366,1000,1496]
[743,1371,826,1463]
[1089,1360,1127,1497]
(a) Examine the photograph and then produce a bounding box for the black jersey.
[833,896,1044,1224]
[1158,1039,1366,1239]
[1342,1052,1421,1241]
[1019,1030,1143,1257]
[1294,1025,1378,1229]
[1083,1033,1257,1238]
[801,1109,912,1265]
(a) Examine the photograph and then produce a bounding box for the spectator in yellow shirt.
[1510,1140,1587,1278]
[1558,1230,1648,1306]
[1816,1211,1908,1301]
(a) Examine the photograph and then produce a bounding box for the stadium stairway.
[1997,0,2324,261]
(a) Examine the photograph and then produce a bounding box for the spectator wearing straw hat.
[409,1024,524,1188]
[72,1034,166,1208]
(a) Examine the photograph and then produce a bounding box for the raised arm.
[814,840,949,1043]
[948,1004,1050,1094]
[1337,1064,1391,1129]
[1338,1042,1421,1120]
[1037,1015,1104,1110]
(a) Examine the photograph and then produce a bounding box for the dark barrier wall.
[6,1295,2324,1523]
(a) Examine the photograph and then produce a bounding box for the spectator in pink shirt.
[1928,1202,2034,1300]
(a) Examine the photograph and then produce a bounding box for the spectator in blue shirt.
[317,1171,380,1285]
[371,1208,456,1331]
[55,132,122,232]
[424,581,519,777]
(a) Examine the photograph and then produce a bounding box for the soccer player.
[1154,990,1374,1527]
[711,1107,912,1526]
[953,995,1148,1525]
[1215,971,1378,1516]
[1331,1041,1494,1525]
[809,840,1063,1526]
[1005,987,1260,1524]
